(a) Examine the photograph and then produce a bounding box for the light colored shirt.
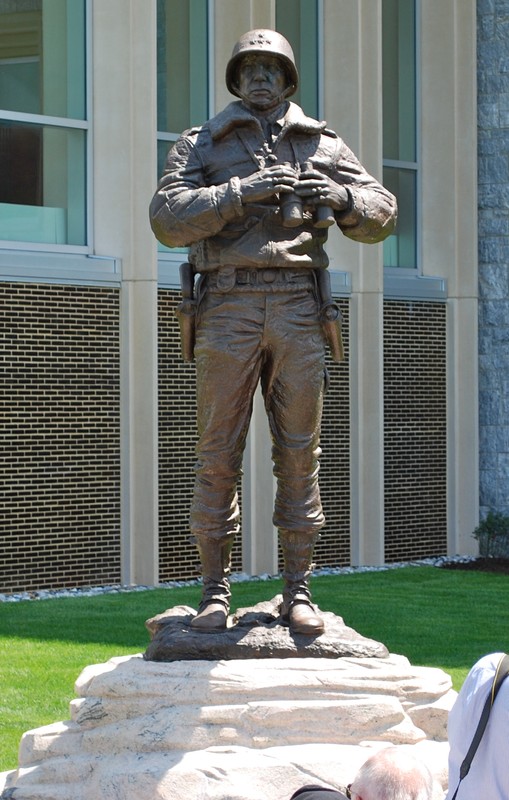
[446,652,509,799]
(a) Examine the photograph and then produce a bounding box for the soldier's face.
[236,55,288,110]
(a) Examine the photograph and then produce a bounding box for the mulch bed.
[439,557,509,575]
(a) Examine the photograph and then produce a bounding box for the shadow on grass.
[1,567,507,674]
[0,580,286,649]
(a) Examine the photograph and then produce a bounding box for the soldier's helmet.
[226,29,299,99]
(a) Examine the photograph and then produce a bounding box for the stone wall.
[478,0,509,518]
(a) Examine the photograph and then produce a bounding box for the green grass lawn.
[1,565,508,773]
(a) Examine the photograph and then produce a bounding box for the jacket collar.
[207,100,327,141]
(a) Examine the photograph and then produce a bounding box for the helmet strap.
[234,85,294,111]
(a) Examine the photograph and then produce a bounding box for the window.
[382,0,417,269]
[276,0,319,119]
[155,0,319,258]
[155,0,320,169]
[156,0,209,254]
[156,0,209,180]
[0,0,87,247]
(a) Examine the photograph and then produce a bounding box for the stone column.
[324,0,386,565]
[92,0,159,585]
[477,1,509,522]
[420,0,479,554]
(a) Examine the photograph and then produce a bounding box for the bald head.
[350,748,433,800]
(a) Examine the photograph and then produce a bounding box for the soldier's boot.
[279,530,325,635]
[190,536,233,632]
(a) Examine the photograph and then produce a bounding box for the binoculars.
[281,193,335,228]
[280,162,335,229]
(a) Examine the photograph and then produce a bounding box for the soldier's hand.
[294,168,350,211]
[239,165,298,203]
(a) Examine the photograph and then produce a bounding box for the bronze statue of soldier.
[150,30,397,635]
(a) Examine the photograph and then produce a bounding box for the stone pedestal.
[0,602,454,799]
[1,655,453,799]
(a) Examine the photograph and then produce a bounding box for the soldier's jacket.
[149,101,397,273]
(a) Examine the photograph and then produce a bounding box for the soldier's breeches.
[190,287,326,540]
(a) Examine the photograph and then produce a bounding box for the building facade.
[0,0,480,593]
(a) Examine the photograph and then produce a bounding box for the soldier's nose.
[253,65,268,80]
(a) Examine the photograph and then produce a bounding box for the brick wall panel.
[384,300,447,561]
[0,283,121,593]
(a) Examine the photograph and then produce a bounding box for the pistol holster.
[175,262,196,362]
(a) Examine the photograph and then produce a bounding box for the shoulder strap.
[450,653,509,799]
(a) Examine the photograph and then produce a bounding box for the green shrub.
[473,510,509,558]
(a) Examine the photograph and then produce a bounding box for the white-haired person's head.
[347,747,434,800]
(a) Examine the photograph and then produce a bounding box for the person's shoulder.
[289,786,348,800]
[284,102,327,135]
[283,104,343,150]
[460,652,509,696]
[321,127,340,140]
[205,101,253,141]
[177,123,209,144]
[172,101,249,156]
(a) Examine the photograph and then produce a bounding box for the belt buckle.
[262,269,277,283]
[216,267,236,292]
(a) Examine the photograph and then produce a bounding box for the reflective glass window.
[155,1,319,254]
[382,0,417,268]
[383,166,416,269]
[156,0,208,252]
[0,0,87,246]
[276,0,319,119]
[157,0,208,175]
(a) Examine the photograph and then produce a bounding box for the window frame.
[0,0,92,254]
[275,0,321,120]
[157,0,343,294]
[382,0,421,274]
[157,0,213,271]
[156,0,212,156]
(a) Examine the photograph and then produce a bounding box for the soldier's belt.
[206,267,315,293]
